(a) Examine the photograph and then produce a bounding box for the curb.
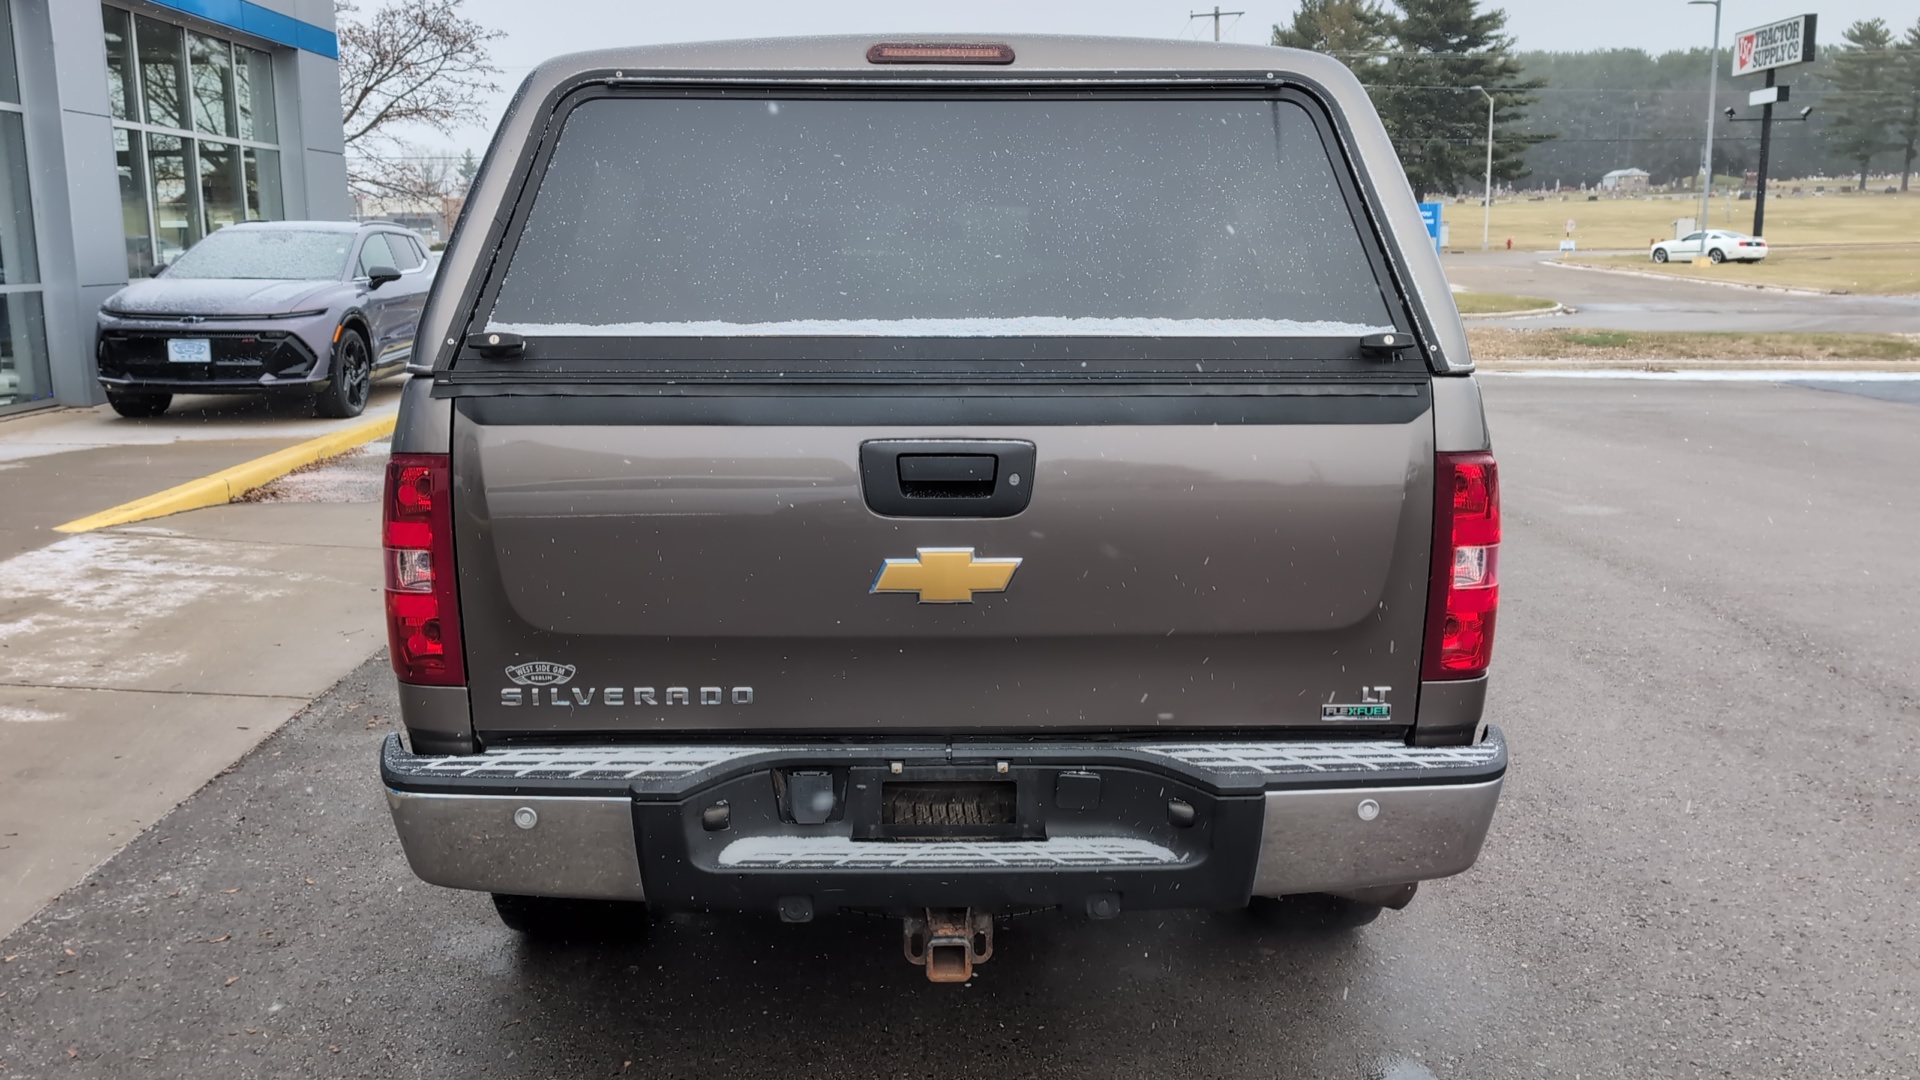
[54,413,397,533]
[1536,260,1843,297]
[1460,303,1569,320]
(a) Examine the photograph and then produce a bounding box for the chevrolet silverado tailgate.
[439,87,1440,736]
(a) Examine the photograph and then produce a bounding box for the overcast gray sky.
[410,0,1912,152]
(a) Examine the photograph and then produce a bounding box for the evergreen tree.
[1896,17,1920,191]
[1824,19,1904,192]
[457,148,480,191]
[1271,0,1390,58]
[1370,0,1548,196]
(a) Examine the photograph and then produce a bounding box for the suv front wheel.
[107,390,172,418]
[313,328,372,419]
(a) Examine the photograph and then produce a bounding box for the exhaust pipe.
[903,909,994,983]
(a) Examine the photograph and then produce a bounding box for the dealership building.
[0,0,347,415]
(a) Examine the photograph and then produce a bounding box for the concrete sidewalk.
[0,394,397,936]
[0,386,400,561]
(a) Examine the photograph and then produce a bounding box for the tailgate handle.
[899,454,995,494]
[861,440,1035,518]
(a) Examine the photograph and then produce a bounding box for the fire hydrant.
[1505,237,1513,251]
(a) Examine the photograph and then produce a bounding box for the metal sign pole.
[1753,69,1776,238]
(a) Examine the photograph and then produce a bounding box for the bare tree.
[336,0,502,199]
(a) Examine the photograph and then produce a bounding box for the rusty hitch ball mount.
[903,908,994,982]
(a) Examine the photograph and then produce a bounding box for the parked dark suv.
[94,221,435,419]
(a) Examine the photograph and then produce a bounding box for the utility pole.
[1473,86,1495,250]
[1189,6,1245,42]
[1688,0,1723,233]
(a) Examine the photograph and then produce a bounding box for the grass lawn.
[1466,328,1920,362]
[1453,291,1558,314]
[1569,244,1920,295]
[1446,189,1920,251]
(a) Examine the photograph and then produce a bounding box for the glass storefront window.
[198,139,243,233]
[102,6,136,121]
[0,291,50,411]
[243,148,283,221]
[0,110,37,286]
[115,128,152,278]
[0,0,46,413]
[135,16,186,131]
[188,33,234,137]
[106,7,288,280]
[148,132,196,266]
[0,0,18,104]
[236,46,276,143]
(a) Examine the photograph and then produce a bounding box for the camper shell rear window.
[456,87,1418,371]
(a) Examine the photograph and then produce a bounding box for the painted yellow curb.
[54,413,397,533]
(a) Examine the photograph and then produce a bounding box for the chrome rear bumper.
[382,727,1507,909]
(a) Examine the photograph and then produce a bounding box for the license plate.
[167,338,212,364]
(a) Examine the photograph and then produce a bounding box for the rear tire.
[1651,248,1669,264]
[491,893,649,942]
[1708,248,1726,264]
[313,329,371,419]
[106,391,171,418]
[1247,893,1386,930]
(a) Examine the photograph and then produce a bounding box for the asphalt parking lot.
[2,378,1917,1079]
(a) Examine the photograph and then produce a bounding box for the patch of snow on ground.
[0,532,302,686]
[243,440,388,504]
[0,705,64,722]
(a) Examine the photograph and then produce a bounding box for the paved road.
[1798,379,1920,405]
[3,380,1918,1079]
[1443,250,1920,333]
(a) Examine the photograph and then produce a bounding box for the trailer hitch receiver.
[903,908,993,983]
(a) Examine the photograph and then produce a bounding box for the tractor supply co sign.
[1732,14,1817,77]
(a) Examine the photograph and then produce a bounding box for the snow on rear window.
[488,97,1395,338]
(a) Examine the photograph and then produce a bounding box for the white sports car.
[1652,230,1769,264]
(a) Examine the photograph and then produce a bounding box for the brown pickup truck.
[377,34,1506,981]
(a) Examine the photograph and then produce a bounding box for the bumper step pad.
[717,835,1185,869]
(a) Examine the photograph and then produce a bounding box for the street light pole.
[1473,85,1495,250]
[1688,0,1722,233]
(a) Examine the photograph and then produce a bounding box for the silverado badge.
[870,548,1022,604]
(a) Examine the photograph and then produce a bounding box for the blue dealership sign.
[1418,202,1443,253]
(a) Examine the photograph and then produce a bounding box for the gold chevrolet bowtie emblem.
[870,548,1022,604]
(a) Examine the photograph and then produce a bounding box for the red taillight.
[383,453,465,685]
[1423,452,1500,680]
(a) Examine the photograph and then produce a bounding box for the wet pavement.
[2,379,1917,1078]
[1796,380,1920,406]
[1443,249,1920,333]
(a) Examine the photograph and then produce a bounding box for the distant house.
[1600,168,1651,192]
